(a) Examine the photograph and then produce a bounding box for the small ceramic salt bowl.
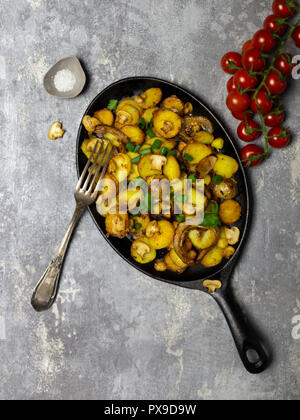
[43,56,86,99]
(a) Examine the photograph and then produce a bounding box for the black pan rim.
[76,76,250,287]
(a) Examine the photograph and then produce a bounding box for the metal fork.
[31,140,113,312]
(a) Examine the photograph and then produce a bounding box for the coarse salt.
[54,69,76,92]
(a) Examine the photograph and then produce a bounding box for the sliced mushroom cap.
[203,280,222,293]
[150,155,167,171]
[224,227,240,245]
[132,240,152,259]
[146,221,160,238]
[197,155,218,179]
[174,224,212,266]
[95,125,129,145]
[182,116,214,137]
[212,178,238,200]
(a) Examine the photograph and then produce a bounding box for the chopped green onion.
[180,163,187,172]
[146,128,155,138]
[184,153,194,162]
[176,215,186,223]
[107,99,118,111]
[160,146,169,156]
[167,150,177,156]
[148,117,154,129]
[141,148,152,155]
[132,156,141,164]
[188,174,197,182]
[134,145,141,153]
[126,142,135,152]
[152,139,162,150]
[138,118,146,130]
[212,175,223,185]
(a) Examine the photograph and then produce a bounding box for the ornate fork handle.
[31,205,85,312]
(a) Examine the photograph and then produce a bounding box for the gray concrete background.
[0,0,299,400]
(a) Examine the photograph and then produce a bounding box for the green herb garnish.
[176,215,186,223]
[188,174,196,182]
[152,139,162,150]
[146,128,156,138]
[126,142,135,152]
[138,118,146,130]
[134,145,141,153]
[184,153,194,162]
[107,99,118,111]
[141,148,152,155]
[212,175,223,185]
[160,146,169,156]
[132,156,141,164]
[167,150,177,156]
[200,202,221,228]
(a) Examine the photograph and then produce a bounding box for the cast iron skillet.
[76,77,269,374]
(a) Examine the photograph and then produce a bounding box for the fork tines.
[77,140,114,195]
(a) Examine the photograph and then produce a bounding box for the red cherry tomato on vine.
[233,68,257,90]
[292,26,300,48]
[253,29,277,53]
[221,52,242,74]
[263,15,287,36]
[242,48,266,72]
[272,0,295,18]
[265,108,285,127]
[265,70,287,95]
[240,145,264,167]
[251,89,273,115]
[242,40,254,54]
[226,91,250,113]
[232,110,254,121]
[274,53,294,76]
[268,126,290,148]
[227,76,238,93]
[237,120,261,142]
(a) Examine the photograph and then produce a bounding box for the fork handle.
[31,205,85,312]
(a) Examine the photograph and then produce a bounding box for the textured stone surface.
[0,0,299,400]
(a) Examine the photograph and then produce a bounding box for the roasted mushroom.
[212,178,238,200]
[197,155,218,179]
[181,116,214,137]
[48,122,65,140]
[95,125,129,146]
[131,238,156,264]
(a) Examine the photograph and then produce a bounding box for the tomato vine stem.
[252,14,300,159]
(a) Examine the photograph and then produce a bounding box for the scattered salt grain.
[54,69,76,92]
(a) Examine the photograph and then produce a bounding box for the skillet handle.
[212,290,269,374]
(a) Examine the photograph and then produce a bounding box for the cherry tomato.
[227,76,238,93]
[274,53,293,76]
[253,29,277,52]
[240,145,264,167]
[221,52,242,74]
[263,14,287,36]
[237,120,261,142]
[242,48,265,72]
[272,0,295,18]
[251,89,273,115]
[226,91,250,113]
[268,126,290,148]
[233,68,257,90]
[265,108,285,127]
[232,110,255,121]
[242,40,254,54]
[292,26,300,48]
[265,70,287,95]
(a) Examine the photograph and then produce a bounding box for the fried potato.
[219,200,242,225]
